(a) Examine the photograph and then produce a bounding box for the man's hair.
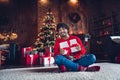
[56,23,69,31]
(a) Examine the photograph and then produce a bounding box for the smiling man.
[53,22,100,72]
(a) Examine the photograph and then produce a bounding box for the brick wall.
[37,0,88,35]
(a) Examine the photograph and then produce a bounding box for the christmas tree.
[34,10,57,52]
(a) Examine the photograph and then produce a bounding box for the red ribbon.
[48,57,50,66]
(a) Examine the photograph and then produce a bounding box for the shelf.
[95,34,112,38]
[89,12,120,61]
[94,22,120,30]
[92,13,117,23]
[92,15,119,37]
[94,25,112,30]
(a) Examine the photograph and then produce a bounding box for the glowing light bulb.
[69,0,78,5]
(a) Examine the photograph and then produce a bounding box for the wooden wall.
[0,0,37,47]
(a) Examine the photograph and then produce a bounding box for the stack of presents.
[0,43,55,66]
[21,46,55,66]
[0,50,8,66]
[0,44,9,66]
[0,43,20,66]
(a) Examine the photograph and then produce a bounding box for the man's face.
[58,27,69,37]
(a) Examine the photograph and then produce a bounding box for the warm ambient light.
[39,0,48,4]
[69,30,83,35]
[0,32,18,41]
[0,0,9,3]
[69,31,73,34]
[69,0,78,5]
[78,31,83,34]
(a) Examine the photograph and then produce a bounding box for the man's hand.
[60,48,67,55]
[75,45,81,51]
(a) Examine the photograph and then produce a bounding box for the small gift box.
[115,54,120,63]
[26,54,39,66]
[39,56,54,66]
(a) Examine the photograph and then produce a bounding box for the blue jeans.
[54,54,96,71]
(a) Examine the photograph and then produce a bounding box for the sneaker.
[86,66,100,72]
[59,65,67,72]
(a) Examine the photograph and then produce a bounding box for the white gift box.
[40,57,55,66]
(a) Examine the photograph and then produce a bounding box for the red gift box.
[45,47,52,57]
[26,54,39,66]
[22,47,33,58]
[21,47,33,65]
[115,54,120,63]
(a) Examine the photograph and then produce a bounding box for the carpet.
[0,62,120,80]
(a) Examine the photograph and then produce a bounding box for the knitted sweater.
[54,35,86,60]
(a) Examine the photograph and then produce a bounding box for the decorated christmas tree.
[34,10,57,52]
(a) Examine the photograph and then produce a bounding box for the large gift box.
[40,56,55,66]
[60,39,80,54]
[21,47,33,65]
[26,54,39,66]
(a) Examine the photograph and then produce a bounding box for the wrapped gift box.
[26,54,39,66]
[21,47,33,65]
[60,39,80,54]
[40,56,54,66]
[22,47,33,58]
[0,50,8,66]
[45,47,52,57]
